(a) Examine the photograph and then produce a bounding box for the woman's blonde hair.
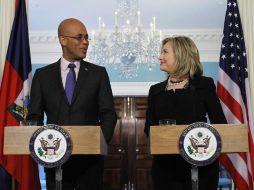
[162,36,203,79]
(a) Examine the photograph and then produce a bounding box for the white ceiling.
[28,0,227,31]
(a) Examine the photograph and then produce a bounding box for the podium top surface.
[150,124,248,154]
[4,125,107,155]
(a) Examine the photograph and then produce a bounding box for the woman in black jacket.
[145,36,227,190]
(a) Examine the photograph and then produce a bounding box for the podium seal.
[29,124,72,168]
[179,122,221,166]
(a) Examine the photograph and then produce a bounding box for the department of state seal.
[29,124,72,168]
[179,122,222,166]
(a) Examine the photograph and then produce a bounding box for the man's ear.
[59,36,67,46]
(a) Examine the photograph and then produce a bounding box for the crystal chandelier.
[88,0,161,79]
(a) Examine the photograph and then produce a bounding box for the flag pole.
[11,177,15,190]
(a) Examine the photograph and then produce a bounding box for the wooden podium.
[4,125,107,155]
[150,124,249,154]
[3,125,107,190]
[150,124,249,190]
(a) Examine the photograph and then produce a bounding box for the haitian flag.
[0,0,41,190]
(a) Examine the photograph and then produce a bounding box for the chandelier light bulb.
[152,16,156,32]
[137,11,141,25]
[114,11,118,26]
[98,17,102,32]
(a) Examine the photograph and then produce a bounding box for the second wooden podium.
[150,124,248,154]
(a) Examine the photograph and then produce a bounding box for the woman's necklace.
[167,78,188,86]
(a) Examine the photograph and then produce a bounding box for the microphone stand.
[55,166,63,190]
[191,165,198,190]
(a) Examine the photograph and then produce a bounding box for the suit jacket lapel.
[52,60,65,92]
[52,59,71,105]
[71,60,90,104]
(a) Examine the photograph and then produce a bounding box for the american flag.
[217,0,254,190]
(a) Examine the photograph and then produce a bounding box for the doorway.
[103,97,152,190]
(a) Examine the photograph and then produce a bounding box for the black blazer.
[27,59,117,143]
[144,76,227,181]
[145,76,227,136]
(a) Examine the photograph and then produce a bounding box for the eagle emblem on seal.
[39,134,61,156]
[189,135,211,154]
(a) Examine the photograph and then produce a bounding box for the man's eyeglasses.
[62,34,91,42]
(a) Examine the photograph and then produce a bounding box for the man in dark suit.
[27,18,117,190]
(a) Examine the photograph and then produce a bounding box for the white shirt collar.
[60,57,80,71]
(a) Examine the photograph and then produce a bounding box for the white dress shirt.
[60,57,80,88]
